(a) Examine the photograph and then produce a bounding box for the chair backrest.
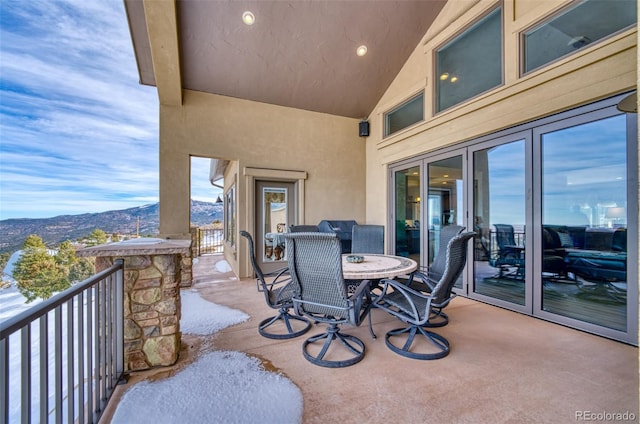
[430,225,465,276]
[430,232,475,305]
[289,224,320,233]
[351,224,384,254]
[494,224,516,249]
[239,230,267,284]
[284,232,350,319]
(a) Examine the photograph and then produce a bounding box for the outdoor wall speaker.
[359,120,369,137]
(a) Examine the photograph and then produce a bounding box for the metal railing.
[0,259,125,424]
[196,227,224,256]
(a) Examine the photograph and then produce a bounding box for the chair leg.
[302,323,365,368]
[258,308,311,340]
[423,310,449,328]
[385,325,450,360]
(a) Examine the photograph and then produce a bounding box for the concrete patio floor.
[103,254,638,423]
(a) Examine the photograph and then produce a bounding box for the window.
[540,114,629,331]
[384,92,424,137]
[224,184,236,246]
[522,0,637,74]
[435,6,502,113]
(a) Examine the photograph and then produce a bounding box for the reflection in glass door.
[427,155,464,288]
[256,181,295,273]
[539,114,628,331]
[472,138,527,306]
[394,166,421,262]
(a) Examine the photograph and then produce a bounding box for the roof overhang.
[124,0,447,118]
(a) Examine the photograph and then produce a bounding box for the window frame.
[519,0,638,76]
[383,91,425,138]
[433,3,504,115]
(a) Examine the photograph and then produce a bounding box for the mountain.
[0,200,223,254]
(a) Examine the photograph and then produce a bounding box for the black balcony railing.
[0,259,125,424]
[196,227,224,256]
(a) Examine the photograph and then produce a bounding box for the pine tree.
[86,229,107,246]
[13,235,70,303]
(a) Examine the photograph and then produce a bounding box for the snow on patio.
[111,287,304,424]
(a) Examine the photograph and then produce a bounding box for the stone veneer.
[78,239,191,371]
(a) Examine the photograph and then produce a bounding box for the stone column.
[78,239,191,371]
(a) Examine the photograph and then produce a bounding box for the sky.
[1,258,303,423]
[0,1,220,221]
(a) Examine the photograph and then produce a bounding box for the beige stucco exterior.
[158,90,366,277]
[365,0,636,225]
[148,0,637,289]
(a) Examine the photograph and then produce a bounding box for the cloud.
[0,0,165,220]
[191,157,222,203]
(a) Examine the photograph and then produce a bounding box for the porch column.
[78,239,191,371]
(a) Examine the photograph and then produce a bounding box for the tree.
[0,253,11,289]
[55,240,94,283]
[86,229,107,246]
[55,240,78,272]
[13,235,70,303]
[23,234,47,249]
[68,257,95,283]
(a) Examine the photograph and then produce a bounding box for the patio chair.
[240,231,311,339]
[284,232,373,368]
[404,224,464,327]
[491,224,525,278]
[372,232,475,360]
[289,224,320,232]
[351,224,384,254]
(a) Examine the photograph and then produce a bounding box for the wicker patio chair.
[351,224,384,254]
[240,231,311,339]
[372,232,475,360]
[404,224,465,327]
[284,232,373,368]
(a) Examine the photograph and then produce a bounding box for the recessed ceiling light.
[242,11,255,25]
[450,76,458,83]
[356,45,367,57]
[440,73,449,81]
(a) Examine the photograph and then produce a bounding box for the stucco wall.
[365,0,637,227]
[158,89,366,276]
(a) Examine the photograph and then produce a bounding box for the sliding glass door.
[388,93,637,344]
[426,153,465,289]
[536,112,632,334]
[471,133,530,309]
[393,164,422,263]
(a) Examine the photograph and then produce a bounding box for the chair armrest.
[259,267,290,292]
[406,269,437,292]
[377,277,430,299]
[373,278,433,325]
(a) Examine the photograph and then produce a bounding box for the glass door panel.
[472,139,527,305]
[394,166,421,262]
[256,181,295,273]
[427,155,464,288]
[540,115,628,331]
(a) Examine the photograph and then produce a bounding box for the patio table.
[342,254,417,280]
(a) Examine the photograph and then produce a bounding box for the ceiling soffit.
[128,0,446,119]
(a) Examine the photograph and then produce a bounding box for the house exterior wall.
[158,89,366,277]
[364,0,637,228]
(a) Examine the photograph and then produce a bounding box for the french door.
[255,180,296,273]
[426,152,465,289]
[391,150,467,291]
[389,93,637,344]
[469,131,532,313]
